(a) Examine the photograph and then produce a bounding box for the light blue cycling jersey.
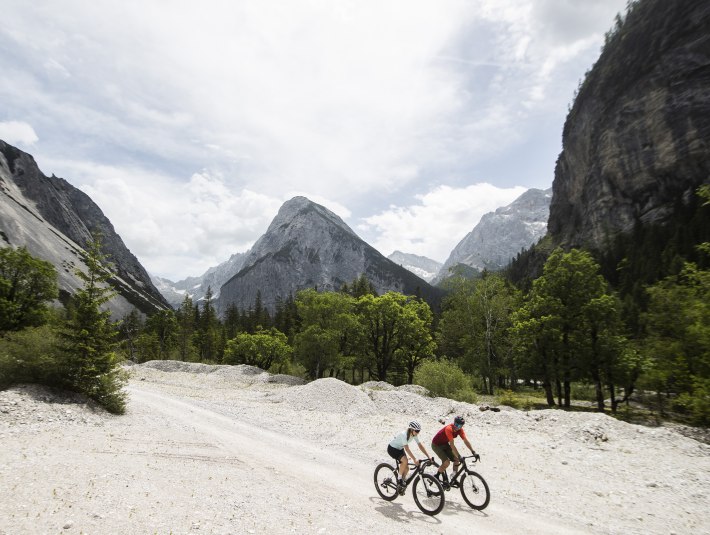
[388,430,420,449]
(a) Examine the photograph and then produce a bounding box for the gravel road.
[1,361,708,535]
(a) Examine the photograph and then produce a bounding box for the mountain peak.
[267,196,357,239]
[218,197,444,313]
[435,187,551,283]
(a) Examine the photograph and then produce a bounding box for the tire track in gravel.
[128,383,595,535]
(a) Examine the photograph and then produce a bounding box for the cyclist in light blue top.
[387,421,433,493]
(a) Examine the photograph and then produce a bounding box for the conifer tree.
[61,235,126,413]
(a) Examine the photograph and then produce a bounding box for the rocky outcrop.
[387,251,442,282]
[548,0,710,248]
[435,188,551,283]
[0,140,169,316]
[218,196,444,314]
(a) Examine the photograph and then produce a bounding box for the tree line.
[0,188,708,424]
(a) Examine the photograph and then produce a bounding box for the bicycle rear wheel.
[374,463,399,501]
[412,474,445,516]
[460,471,490,510]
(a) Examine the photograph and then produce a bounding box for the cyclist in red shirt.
[431,415,476,488]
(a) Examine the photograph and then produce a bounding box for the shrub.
[675,378,710,425]
[0,325,63,387]
[414,359,477,403]
[497,389,521,409]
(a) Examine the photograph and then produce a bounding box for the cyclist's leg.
[387,444,407,485]
[399,454,408,480]
[431,443,451,476]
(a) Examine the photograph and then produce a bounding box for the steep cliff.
[548,0,710,248]
[218,196,444,314]
[0,140,169,315]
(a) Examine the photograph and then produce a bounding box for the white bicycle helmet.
[408,420,421,431]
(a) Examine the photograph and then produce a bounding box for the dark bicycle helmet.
[454,415,465,427]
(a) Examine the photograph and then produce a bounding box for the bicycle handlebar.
[428,454,481,468]
[407,458,436,469]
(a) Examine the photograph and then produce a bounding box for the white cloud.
[0,121,38,146]
[0,1,627,279]
[359,183,527,262]
[42,158,285,281]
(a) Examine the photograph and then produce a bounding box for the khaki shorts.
[432,442,456,462]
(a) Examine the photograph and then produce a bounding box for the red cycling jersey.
[432,423,467,446]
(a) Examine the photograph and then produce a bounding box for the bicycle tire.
[412,474,445,516]
[460,471,490,510]
[373,463,399,501]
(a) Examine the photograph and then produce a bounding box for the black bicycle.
[373,458,445,515]
[431,454,490,510]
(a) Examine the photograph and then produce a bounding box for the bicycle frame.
[449,455,478,483]
[402,458,435,485]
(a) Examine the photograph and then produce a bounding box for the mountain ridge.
[0,139,169,316]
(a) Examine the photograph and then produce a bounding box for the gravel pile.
[0,384,107,430]
[277,377,376,415]
[360,381,429,397]
[137,360,305,386]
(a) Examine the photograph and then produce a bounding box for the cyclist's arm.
[404,444,418,465]
[448,439,461,462]
[416,441,430,460]
[462,436,475,454]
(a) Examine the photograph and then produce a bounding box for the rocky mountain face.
[0,140,169,316]
[218,196,444,314]
[153,252,248,308]
[386,251,442,283]
[434,188,551,283]
[548,0,710,249]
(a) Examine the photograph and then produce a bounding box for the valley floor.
[0,362,708,535]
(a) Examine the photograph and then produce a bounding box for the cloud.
[358,183,527,262]
[0,121,38,146]
[41,158,284,281]
[0,1,627,279]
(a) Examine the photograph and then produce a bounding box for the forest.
[0,187,708,425]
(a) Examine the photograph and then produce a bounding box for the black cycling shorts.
[387,444,406,461]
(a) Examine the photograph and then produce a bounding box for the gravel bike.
[431,454,490,510]
[373,458,445,516]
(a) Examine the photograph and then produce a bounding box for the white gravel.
[1,360,708,535]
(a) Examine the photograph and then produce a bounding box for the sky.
[0,0,627,282]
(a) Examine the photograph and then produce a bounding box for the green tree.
[0,246,58,333]
[293,289,359,379]
[515,248,620,407]
[194,287,221,362]
[511,293,562,406]
[145,309,178,359]
[223,327,292,371]
[175,295,197,361]
[438,274,520,394]
[117,309,143,361]
[642,263,710,422]
[356,292,434,383]
[60,236,126,414]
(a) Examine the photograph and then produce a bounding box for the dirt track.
[1,363,708,534]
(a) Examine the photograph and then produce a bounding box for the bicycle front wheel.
[374,463,399,501]
[412,474,445,516]
[460,471,490,510]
